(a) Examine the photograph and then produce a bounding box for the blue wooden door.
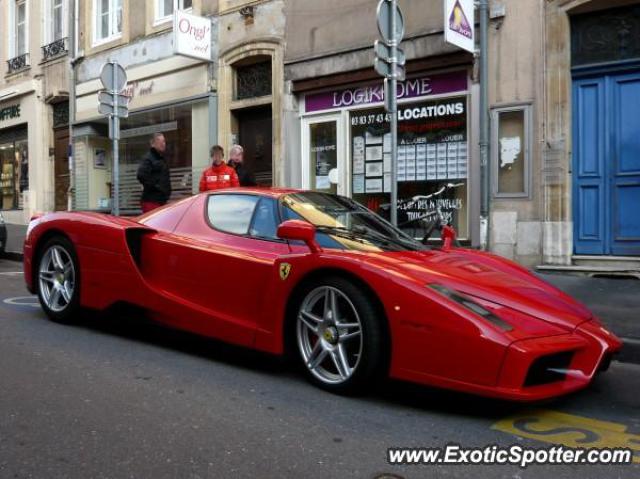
[573,71,640,256]
[610,72,640,255]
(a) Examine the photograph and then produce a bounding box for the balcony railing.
[7,53,30,74]
[41,37,68,61]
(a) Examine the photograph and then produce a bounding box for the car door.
[150,193,290,347]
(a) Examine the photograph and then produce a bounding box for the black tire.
[35,236,82,324]
[291,275,388,394]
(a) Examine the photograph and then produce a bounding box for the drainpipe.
[67,0,77,211]
[479,0,490,250]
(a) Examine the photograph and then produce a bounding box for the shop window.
[156,0,193,24]
[207,194,260,235]
[235,61,272,100]
[492,105,530,198]
[94,0,122,45]
[350,97,469,240]
[116,103,195,213]
[0,127,28,210]
[309,121,338,194]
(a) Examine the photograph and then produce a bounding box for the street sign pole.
[376,0,404,227]
[99,61,128,216]
[111,62,120,217]
[389,0,398,227]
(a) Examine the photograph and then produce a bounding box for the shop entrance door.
[573,70,640,256]
[302,114,347,195]
[54,128,70,211]
[237,106,272,186]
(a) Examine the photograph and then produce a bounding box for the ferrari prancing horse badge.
[279,263,292,281]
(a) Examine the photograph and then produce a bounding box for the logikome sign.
[0,104,21,121]
[305,70,467,113]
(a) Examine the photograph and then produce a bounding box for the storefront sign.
[174,11,212,62]
[444,0,475,53]
[122,80,155,102]
[0,104,21,122]
[305,71,467,113]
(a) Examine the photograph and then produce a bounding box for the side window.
[207,194,259,235]
[249,198,279,240]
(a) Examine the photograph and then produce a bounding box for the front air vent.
[524,351,575,387]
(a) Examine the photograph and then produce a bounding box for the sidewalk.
[538,272,640,364]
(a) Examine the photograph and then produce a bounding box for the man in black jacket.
[136,132,171,213]
[228,144,257,187]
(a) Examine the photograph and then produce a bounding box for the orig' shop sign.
[173,10,212,62]
[305,70,467,113]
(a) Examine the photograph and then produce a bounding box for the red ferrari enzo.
[23,188,621,401]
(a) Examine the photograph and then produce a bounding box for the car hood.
[360,248,592,332]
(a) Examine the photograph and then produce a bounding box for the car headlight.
[428,284,514,332]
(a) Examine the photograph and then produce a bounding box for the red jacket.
[199,163,240,192]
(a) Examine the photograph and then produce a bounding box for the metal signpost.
[98,62,128,216]
[375,0,405,226]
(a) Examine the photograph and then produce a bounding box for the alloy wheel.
[38,245,76,313]
[296,286,363,385]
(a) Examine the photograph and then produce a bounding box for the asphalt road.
[1,258,638,479]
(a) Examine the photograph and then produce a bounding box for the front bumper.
[489,319,623,401]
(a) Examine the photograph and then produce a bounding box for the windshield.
[281,192,427,252]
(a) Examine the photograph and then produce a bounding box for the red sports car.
[23,188,622,401]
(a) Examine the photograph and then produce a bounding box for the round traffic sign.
[376,0,405,44]
[100,62,127,92]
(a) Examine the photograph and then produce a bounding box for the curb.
[618,337,640,365]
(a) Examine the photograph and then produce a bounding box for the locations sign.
[444,0,474,53]
[174,10,212,62]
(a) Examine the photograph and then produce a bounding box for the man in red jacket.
[199,145,240,192]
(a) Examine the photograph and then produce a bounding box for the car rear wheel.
[37,236,81,323]
[294,277,387,394]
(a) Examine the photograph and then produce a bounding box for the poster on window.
[310,122,337,193]
[349,96,469,239]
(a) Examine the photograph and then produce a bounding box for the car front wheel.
[294,277,387,394]
[37,236,81,323]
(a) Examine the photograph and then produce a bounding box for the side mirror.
[277,220,321,253]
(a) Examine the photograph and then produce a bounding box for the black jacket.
[228,161,257,187]
[137,148,171,203]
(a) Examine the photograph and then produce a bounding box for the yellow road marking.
[493,409,640,464]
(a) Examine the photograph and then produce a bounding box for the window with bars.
[235,61,272,100]
[156,0,193,23]
[94,0,122,44]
